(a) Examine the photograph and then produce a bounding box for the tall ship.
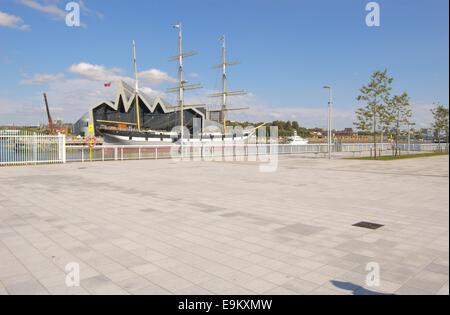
[78,23,261,145]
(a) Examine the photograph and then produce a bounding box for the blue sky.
[0,0,448,128]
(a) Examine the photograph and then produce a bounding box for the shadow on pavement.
[331,280,394,295]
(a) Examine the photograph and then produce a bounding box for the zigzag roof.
[89,80,204,117]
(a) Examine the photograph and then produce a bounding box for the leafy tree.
[355,70,393,157]
[385,92,413,155]
[431,103,449,150]
[417,128,430,141]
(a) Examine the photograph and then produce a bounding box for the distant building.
[73,112,90,137]
[335,128,354,137]
[310,128,324,138]
[73,80,206,137]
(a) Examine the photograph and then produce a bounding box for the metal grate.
[353,221,384,230]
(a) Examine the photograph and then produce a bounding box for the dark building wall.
[92,97,205,134]
[73,113,89,136]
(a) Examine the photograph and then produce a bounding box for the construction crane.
[43,93,54,135]
[42,93,69,135]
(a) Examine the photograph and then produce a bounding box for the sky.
[0,0,448,129]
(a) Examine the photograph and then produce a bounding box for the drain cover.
[353,221,384,230]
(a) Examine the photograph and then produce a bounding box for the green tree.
[385,92,413,155]
[355,69,393,157]
[431,103,449,150]
[417,128,430,141]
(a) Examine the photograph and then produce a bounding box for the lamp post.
[323,86,333,160]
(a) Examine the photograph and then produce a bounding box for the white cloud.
[68,62,176,86]
[140,87,166,99]
[0,11,30,31]
[78,0,104,19]
[139,69,177,85]
[411,102,436,128]
[19,24,31,31]
[0,97,47,125]
[69,62,123,82]
[20,73,65,85]
[18,0,103,27]
[0,79,115,125]
[45,78,115,117]
[19,0,66,20]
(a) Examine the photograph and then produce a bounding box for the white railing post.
[1,130,68,166]
[62,134,66,163]
[33,133,38,165]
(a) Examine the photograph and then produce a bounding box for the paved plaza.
[0,155,448,295]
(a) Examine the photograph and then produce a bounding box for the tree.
[431,103,449,150]
[355,69,393,157]
[416,128,430,141]
[385,92,412,155]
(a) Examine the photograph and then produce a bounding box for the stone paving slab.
[0,155,448,295]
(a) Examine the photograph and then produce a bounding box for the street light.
[323,86,333,160]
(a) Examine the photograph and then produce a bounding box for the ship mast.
[221,36,228,128]
[209,35,246,133]
[168,22,201,142]
[177,23,184,141]
[133,40,141,131]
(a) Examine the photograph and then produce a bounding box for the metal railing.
[2,133,447,166]
[65,142,449,163]
[0,130,66,166]
[64,143,334,163]
[339,142,448,153]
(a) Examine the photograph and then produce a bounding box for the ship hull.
[101,129,253,145]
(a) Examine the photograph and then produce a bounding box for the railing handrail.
[2,134,448,166]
